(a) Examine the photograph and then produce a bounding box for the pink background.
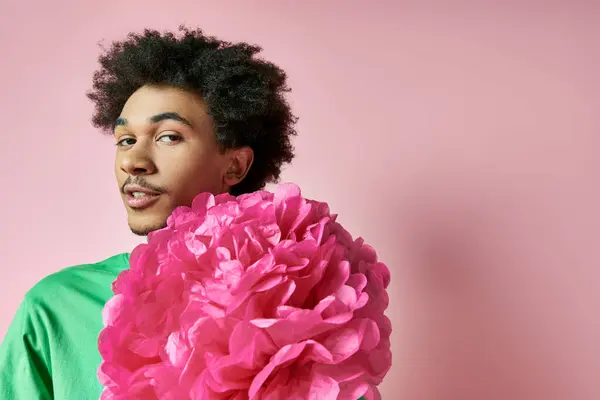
[1,1,599,398]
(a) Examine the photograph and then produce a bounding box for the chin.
[128,215,168,236]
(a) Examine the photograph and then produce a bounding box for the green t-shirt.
[0,253,370,400]
[0,253,130,399]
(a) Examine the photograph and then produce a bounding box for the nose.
[119,142,157,176]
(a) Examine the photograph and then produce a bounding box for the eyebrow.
[115,112,193,128]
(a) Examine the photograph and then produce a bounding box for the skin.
[114,85,253,236]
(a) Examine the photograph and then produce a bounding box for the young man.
[0,26,297,399]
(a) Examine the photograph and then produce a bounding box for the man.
[0,26,297,399]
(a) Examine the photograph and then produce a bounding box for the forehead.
[119,85,210,127]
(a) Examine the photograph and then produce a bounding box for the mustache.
[121,176,167,194]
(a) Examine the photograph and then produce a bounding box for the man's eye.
[116,138,136,147]
[158,134,182,143]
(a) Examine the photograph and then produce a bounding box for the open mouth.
[131,191,154,198]
[125,191,161,209]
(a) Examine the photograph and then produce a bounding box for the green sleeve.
[0,296,53,399]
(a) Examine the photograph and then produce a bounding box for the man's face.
[114,85,229,236]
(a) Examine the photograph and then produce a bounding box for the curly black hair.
[87,26,297,195]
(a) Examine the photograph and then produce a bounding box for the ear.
[223,147,254,189]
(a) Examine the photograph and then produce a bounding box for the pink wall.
[1,1,599,398]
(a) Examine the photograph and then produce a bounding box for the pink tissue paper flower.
[98,183,392,400]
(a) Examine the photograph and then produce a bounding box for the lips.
[124,185,162,210]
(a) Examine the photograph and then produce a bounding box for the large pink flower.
[99,183,391,400]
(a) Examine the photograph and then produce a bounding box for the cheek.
[161,151,224,199]
[114,157,126,184]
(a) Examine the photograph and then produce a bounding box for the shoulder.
[24,253,130,306]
